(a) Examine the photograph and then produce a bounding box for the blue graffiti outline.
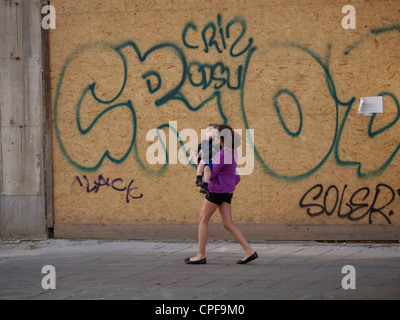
[54,40,228,174]
[54,20,400,180]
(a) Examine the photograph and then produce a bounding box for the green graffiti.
[336,92,400,179]
[187,61,243,90]
[344,22,400,55]
[183,14,253,58]
[54,32,231,174]
[240,24,400,181]
[273,88,303,138]
[370,23,400,35]
[54,42,129,172]
[142,70,162,94]
[54,15,400,181]
[240,43,341,181]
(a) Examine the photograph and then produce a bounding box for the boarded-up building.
[1,0,400,240]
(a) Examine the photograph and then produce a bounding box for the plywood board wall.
[50,0,400,238]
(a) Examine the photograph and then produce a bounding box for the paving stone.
[0,239,399,300]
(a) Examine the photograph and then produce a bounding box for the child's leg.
[197,160,206,176]
[203,165,211,183]
[200,165,211,194]
[196,160,206,186]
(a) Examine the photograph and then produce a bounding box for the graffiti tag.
[299,184,396,224]
[73,175,143,203]
[53,14,400,181]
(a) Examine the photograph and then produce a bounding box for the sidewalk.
[0,239,399,300]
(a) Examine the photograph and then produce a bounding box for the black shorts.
[206,192,233,205]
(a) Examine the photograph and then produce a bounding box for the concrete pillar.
[0,0,46,237]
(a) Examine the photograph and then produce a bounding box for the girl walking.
[185,124,258,265]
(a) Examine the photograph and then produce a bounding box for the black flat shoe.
[236,252,258,264]
[184,257,207,264]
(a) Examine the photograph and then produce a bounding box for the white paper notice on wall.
[358,96,383,116]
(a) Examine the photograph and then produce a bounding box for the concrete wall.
[0,0,46,237]
[50,0,400,240]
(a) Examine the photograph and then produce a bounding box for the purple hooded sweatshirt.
[208,148,241,193]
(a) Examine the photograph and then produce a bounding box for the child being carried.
[189,125,220,194]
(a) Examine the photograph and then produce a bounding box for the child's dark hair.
[208,123,241,150]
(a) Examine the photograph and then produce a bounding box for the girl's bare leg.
[219,202,255,260]
[189,199,218,261]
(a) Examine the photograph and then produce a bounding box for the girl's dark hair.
[208,123,241,150]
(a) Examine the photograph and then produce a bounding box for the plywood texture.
[50,0,400,239]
